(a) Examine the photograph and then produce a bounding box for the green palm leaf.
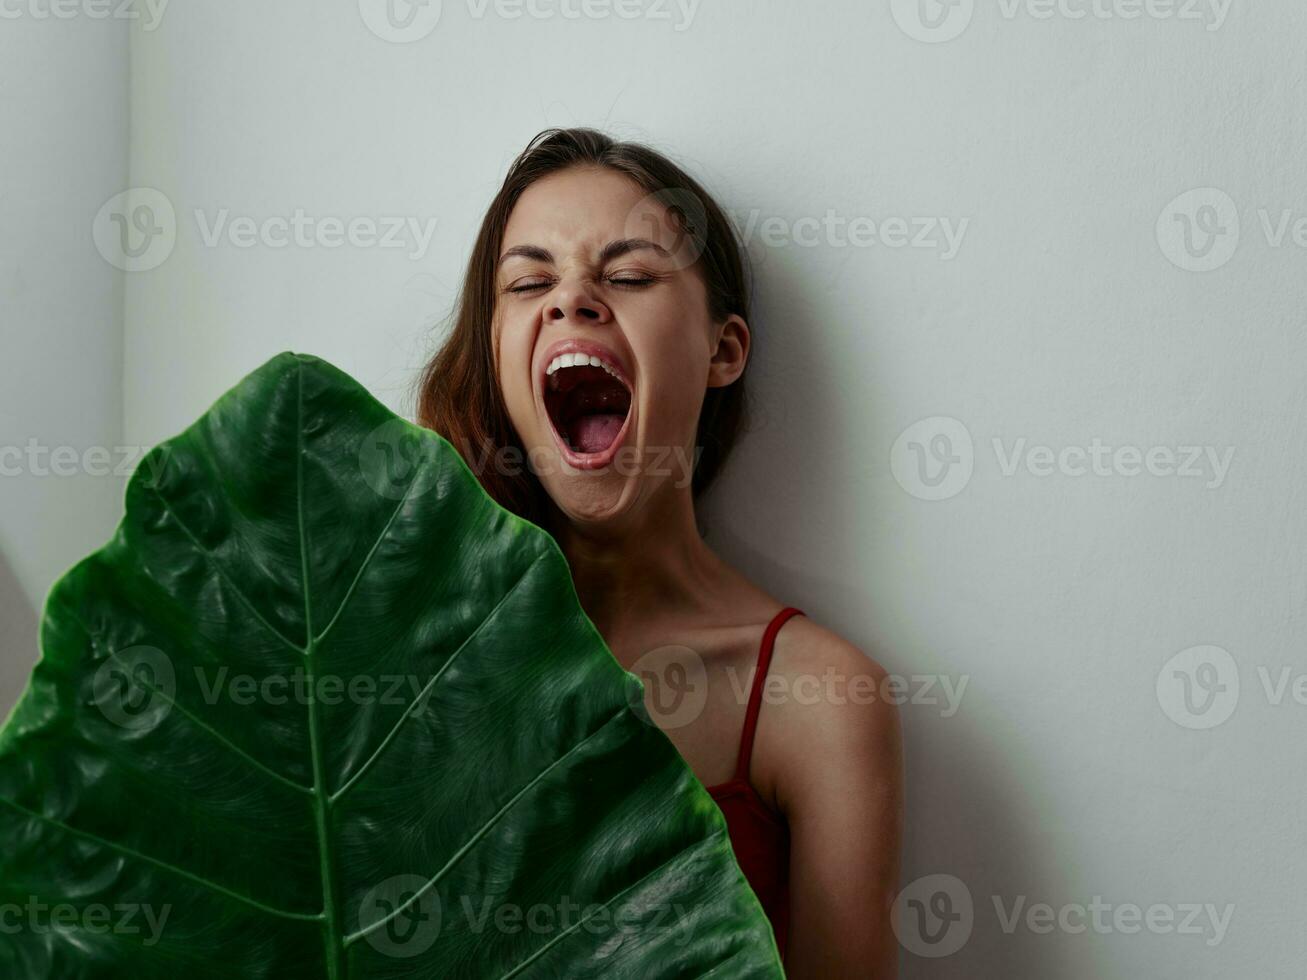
[0,352,783,979]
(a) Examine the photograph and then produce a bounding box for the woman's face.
[492,165,747,527]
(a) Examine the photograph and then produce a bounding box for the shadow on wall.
[701,256,1072,977]
[0,549,38,721]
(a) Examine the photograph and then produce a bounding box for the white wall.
[7,1,1306,975]
[0,13,129,718]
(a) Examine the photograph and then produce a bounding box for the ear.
[707,313,750,388]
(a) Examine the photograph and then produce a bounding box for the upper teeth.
[545,353,622,380]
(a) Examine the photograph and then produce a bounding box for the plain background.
[2,1,1304,976]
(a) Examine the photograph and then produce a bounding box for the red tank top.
[705,605,804,964]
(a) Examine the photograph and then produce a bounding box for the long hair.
[414,127,751,530]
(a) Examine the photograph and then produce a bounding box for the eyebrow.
[498,237,672,266]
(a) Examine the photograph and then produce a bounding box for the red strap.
[733,606,805,782]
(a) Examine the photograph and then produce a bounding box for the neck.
[546,482,722,645]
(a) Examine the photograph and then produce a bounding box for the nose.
[546,278,612,325]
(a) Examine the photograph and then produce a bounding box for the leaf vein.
[105,647,313,795]
[0,797,323,923]
[329,550,548,804]
[343,705,632,947]
[314,466,425,647]
[62,609,311,795]
[145,485,307,655]
[497,827,730,979]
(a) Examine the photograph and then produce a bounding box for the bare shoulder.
[760,613,903,815]
[770,613,892,686]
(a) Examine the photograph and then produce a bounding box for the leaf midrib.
[298,362,345,979]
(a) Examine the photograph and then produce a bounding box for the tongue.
[567,413,625,454]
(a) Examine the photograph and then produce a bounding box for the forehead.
[501,166,679,257]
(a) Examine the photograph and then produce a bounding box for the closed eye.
[505,274,657,294]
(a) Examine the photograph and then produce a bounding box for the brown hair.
[414,126,751,532]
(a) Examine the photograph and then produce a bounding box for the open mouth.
[543,353,633,462]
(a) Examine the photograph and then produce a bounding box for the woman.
[417,127,903,978]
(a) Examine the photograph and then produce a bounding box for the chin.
[539,465,641,528]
